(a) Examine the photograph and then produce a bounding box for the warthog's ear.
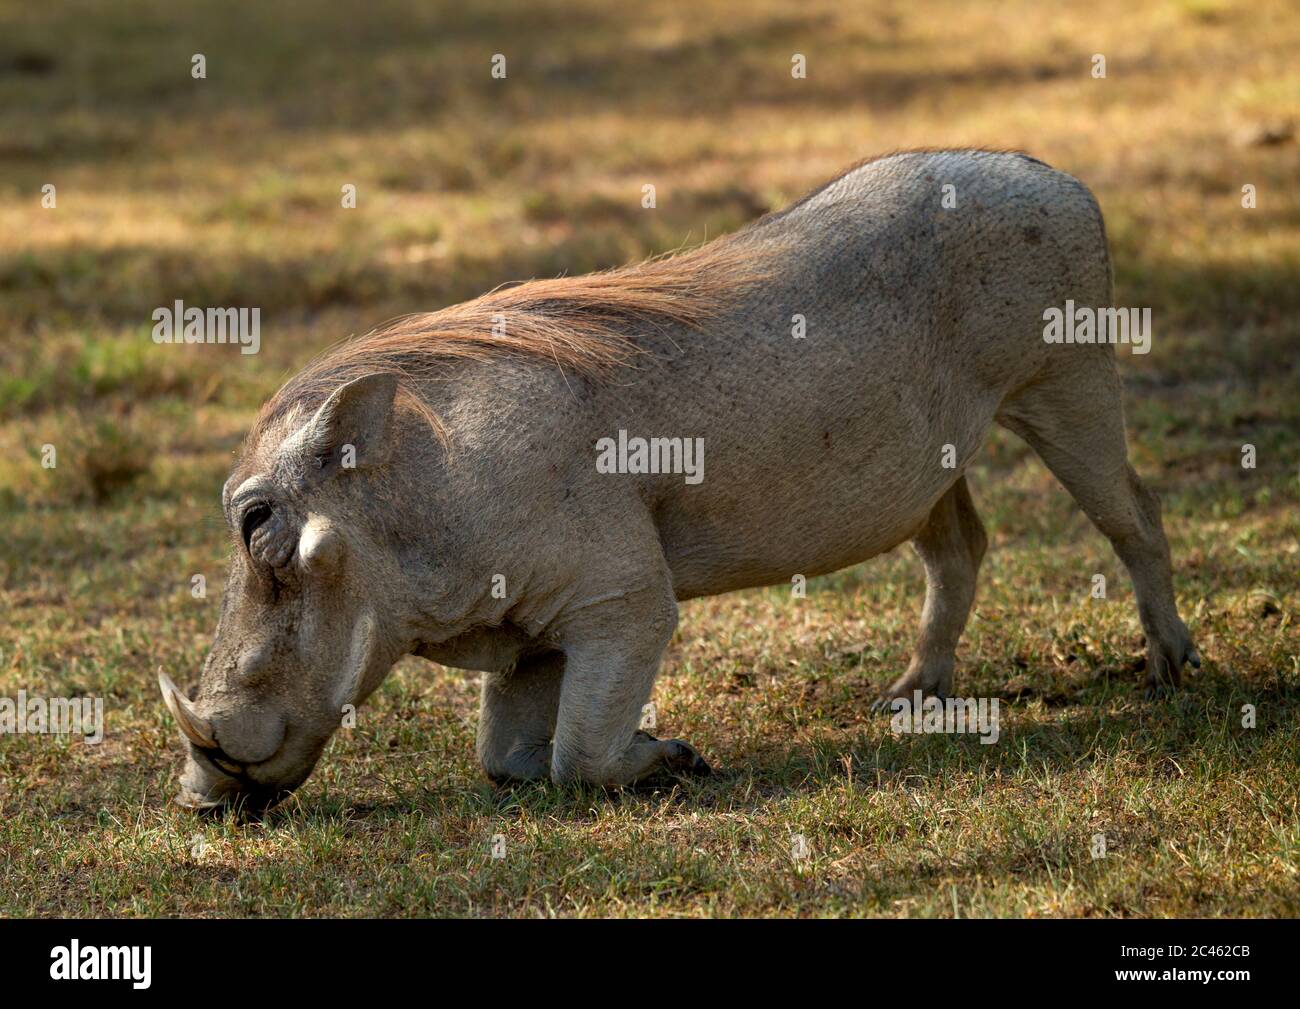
[301,373,398,477]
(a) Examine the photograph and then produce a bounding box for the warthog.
[161,149,1199,810]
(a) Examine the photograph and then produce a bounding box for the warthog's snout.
[175,758,301,815]
[159,669,313,814]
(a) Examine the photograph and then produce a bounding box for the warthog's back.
[593,150,1113,598]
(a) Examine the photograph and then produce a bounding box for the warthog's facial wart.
[161,373,410,812]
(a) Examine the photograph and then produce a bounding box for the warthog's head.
[161,372,414,812]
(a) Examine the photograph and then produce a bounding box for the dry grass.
[0,0,1297,917]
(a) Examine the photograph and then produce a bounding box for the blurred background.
[0,1,1296,916]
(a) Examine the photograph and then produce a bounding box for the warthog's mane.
[250,233,775,450]
[248,147,1037,453]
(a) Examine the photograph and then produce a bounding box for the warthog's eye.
[241,502,273,552]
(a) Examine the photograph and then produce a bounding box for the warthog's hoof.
[869,696,895,716]
[869,691,946,716]
[663,738,712,777]
[1139,638,1202,698]
[635,731,711,777]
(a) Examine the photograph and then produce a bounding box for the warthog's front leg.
[549,582,710,786]
[477,650,564,783]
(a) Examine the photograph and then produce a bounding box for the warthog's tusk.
[157,667,216,749]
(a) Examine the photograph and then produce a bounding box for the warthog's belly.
[644,367,1000,600]
[655,448,958,601]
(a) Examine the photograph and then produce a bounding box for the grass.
[0,0,1297,917]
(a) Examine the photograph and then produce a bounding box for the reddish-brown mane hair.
[250,233,774,448]
[249,148,1027,450]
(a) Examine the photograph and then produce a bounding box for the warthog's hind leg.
[549,581,711,786]
[997,358,1198,692]
[872,475,987,711]
[477,650,564,783]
